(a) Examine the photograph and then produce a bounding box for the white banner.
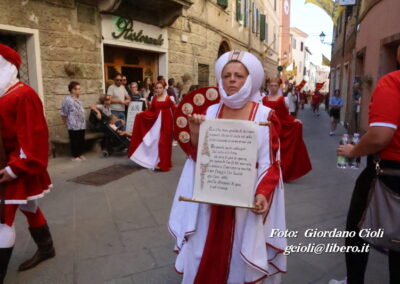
[126,101,143,133]
[193,119,258,208]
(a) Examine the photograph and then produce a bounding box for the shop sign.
[112,17,164,46]
[102,15,167,49]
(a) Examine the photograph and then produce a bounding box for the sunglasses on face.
[116,79,122,82]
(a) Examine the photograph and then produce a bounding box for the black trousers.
[68,130,85,158]
[345,158,400,284]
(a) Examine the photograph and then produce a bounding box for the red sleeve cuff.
[7,163,23,177]
[255,161,280,199]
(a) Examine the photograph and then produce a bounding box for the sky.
[290,0,334,65]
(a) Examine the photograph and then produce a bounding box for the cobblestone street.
[6,105,388,284]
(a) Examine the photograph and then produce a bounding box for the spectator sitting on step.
[90,94,112,121]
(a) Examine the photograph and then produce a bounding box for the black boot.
[0,247,13,284]
[18,224,55,271]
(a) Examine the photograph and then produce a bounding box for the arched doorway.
[218,40,231,57]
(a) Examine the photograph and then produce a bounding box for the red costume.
[128,95,176,171]
[1,83,52,204]
[0,44,55,283]
[262,95,312,181]
[311,92,323,106]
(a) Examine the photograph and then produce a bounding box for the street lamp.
[319,31,333,46]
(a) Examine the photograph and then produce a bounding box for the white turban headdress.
[215,50,264,109]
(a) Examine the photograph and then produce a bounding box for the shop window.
[103,45,158,85]
[126,54,140,65]
[107,66,119,80]
[198,64,209,87]
[122,66,143,84]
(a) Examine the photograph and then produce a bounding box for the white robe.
[168,103,287,284]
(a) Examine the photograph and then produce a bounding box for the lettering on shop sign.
[112,17,164,46]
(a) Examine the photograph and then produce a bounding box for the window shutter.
[260,14,266,41]
[217,0,228,8]
[256,8,259,34]
[252,3,256,33]
[236,0,241,21]
[244,0,249,26]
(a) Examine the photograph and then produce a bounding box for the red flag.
[296,80,307,91]
[315,82,325,92]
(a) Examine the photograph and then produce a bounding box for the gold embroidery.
[1,83,24,98]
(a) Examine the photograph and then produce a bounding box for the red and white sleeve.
[255,111,281,200]
[7,89,49,177]
[369,73,400,130]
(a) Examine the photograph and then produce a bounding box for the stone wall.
[0,0,103,140]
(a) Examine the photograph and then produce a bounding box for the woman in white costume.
[168,50,287,284]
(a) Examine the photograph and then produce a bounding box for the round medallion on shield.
[176,116,188,128]
[193,93,205,106]
[179,131,190,143]
[206,88,218,101]
[182,103,193,115]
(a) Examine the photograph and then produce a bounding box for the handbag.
[359,160,400,252]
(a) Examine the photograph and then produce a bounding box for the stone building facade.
[0,0,103,142]
[168,0,282,93]
[0,0,281,151]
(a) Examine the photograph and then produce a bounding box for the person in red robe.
[311,91,324,116]
[300,90,307,109]
[262,78,312,182]
[128,81,176,171]
[0,44,55,283]
[169,51,286,284]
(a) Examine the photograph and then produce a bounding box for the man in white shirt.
[107,73,130,130]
